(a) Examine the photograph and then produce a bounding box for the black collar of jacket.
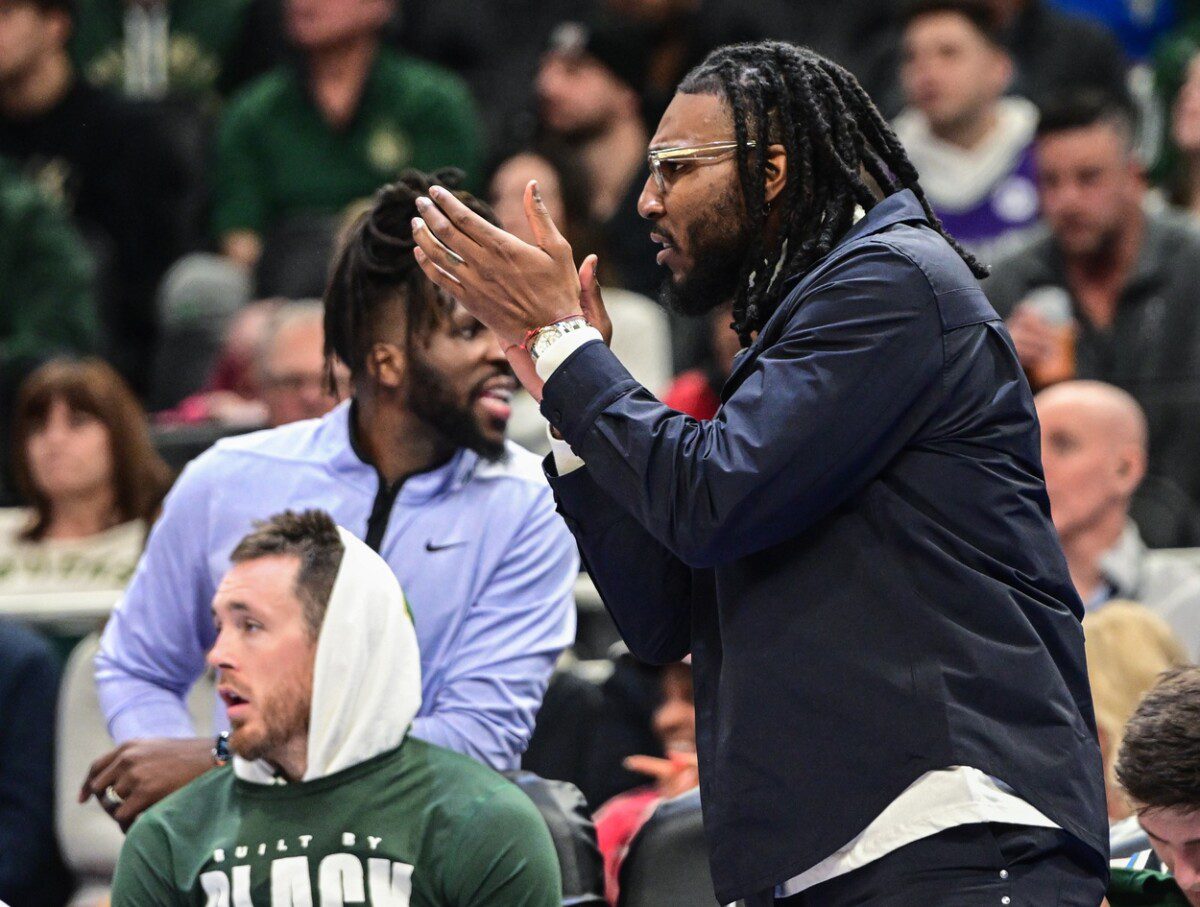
[720,189,929,400]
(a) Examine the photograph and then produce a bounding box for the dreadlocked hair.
[678,42,988,347]
[322,167,497,391]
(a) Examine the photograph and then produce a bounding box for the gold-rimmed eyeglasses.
[647,140,758,192]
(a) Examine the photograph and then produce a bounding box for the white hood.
[234,526,422,784]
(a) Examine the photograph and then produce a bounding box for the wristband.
[525,315,590,362]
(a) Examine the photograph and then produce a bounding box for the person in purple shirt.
[894,0,1042,263]
[80,169,578,830]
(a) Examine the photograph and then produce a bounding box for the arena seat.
[617,787,718,907]
[504,771,607,906]
[56,632,217,907]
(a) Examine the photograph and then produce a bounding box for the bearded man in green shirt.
[214,0,481,280]
[110,508,560,906]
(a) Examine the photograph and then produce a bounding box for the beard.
[229,665,312,763]
[659,184,754,318]
[405,347,507,462]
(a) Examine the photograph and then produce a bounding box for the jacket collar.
[722,190,930,396]
[322,399,480,503]
[1012,206,1173,302]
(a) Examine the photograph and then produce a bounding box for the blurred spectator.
[160,299,348,429]
[1083,602,1188,822]
[537,20,658,298]
[214,0,481,283]
[70,0,274,103]
[660,303,739,420]
[580,647,663,811]
[984,0,1129,108]
[894,0,1040,260]
[0,157,96,456]
[0,617,71,907]
[1158,48,1200,214]
[1,358,171,593]
[1109,666,1200,906]
[985,93,1200,506]
[0,0,190,396]
[86,171,576,830]
[1035,380,1200,658]
[256,299,349,426]
[156,297,279,427]
[390,0,591,157]
[600,0,781,129]
[594,659,697,906]
[1048,0,1178,61]
[776,1,906,118]
[488,146,670,452]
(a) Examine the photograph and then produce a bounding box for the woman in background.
[1,358,172,594]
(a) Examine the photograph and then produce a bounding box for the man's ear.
[764,144,788,206]
[1115,444,1147,497]
[366,342,405,390]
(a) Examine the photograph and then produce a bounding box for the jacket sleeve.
[540,242,946,570]
[95,457,219,742]
[548,462,693,665]
[0,625,60,902]
[410,487,578,771]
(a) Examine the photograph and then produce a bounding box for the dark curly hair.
[323,168,496,389]
[677,42,987,347]
[1115,666,1200,812]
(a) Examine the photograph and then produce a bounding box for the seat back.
[504,770,606,906]
[618,788,718,907]
[56,632,217,882]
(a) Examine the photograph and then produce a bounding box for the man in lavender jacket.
[81,172,578,829]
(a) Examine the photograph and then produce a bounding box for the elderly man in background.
[1035,380,1200,658]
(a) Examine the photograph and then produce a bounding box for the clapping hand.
[411,180,611,402]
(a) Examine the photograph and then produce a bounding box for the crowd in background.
[3,0,1200,904]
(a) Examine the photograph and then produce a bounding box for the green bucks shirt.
[212,49,481,239]
[72,0,252,100]
[111,738,561,907]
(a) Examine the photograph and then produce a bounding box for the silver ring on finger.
[102,784,124,809]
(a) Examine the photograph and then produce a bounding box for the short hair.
[1035,89,1139,147]
[11,358,173,541]
[1115,666,1200,812]
[230,509,345,638]
[900,0,1003,45]
[323,169,496,388]
[256,299,324,378]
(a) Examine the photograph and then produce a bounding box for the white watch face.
[533,319,585,359]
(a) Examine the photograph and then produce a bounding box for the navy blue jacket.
[0,617,70,907]
[541,191,1108,902]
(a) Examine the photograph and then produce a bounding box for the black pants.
[748,823,1107,906]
